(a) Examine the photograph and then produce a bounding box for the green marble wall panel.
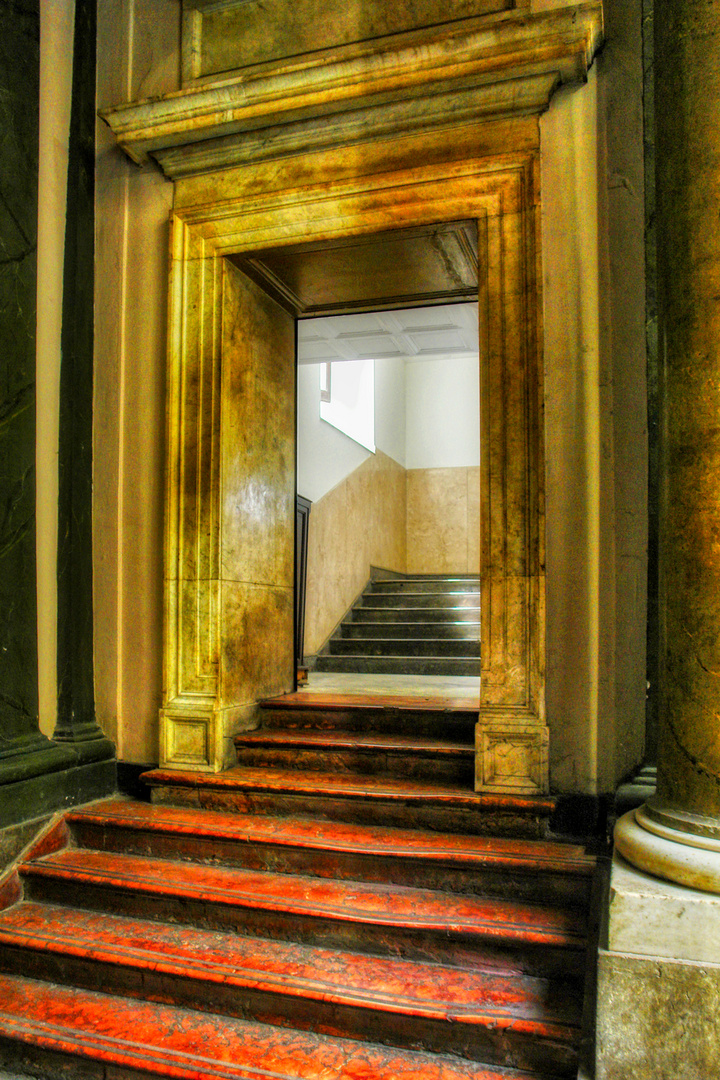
[0,0,42,752]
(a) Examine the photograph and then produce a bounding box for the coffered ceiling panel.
[297,302,478,365]
[233,221,478,318]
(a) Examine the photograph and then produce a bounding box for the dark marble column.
[52,0,114,767]
[0,0,114,830]
[0,0,75,801]
[615,0,720,890]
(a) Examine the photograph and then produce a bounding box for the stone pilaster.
[615,0,720,892]
[0,0,76,812]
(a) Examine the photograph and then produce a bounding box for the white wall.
[375,357,406,465]
[296,364,371,503]
[405,355,480,469]
[297,355,407,503]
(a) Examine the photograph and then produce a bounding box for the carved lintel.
[101,4,602,173]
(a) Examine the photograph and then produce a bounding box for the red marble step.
[19,849,587,973]
[233,730,475,782]
[0,901,582,1073]
[66,799,595,904]
[142,766,556,838]
[0,973,550,1080]
[260,694,480,738]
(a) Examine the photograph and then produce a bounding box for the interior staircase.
[315,574,481,675]
[0,694,598,1080]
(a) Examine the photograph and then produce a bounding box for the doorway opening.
[232,220,481,701]
[296,301,481,699]
[161,153,547,790]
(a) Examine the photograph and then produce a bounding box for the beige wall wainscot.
[304,451,406,656]
[406,467,480,576]
[305,461,480,655]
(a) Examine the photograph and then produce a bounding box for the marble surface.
[407,467,480,575]
[102,4,603,171]
[653,0,720,823]
[184,0,513,83]
[304,450,406,655]
[0,0,40,748]
[300,672,481,704]
[596,951,720,1080]
[606,849,720,963]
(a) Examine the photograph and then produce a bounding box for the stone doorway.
[100,1,603,796]
[157,139,548,794]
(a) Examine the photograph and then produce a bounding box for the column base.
[53,722,117,765]
[615,799,720,894]
[596,852,720,1078]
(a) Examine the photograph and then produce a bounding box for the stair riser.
[352,607,481,623]
[315,656,482,675]
[150,784,549,840]
[259,708,478,739]
[371,580,480,594]
[234,746,475,784]
[68,822,592,905]
[341,623,481,639]
[360,594,480,608]
[326,640,481,657]
[19,877,586,979]
[0,1038,111,1080]
[0,945,578,1077]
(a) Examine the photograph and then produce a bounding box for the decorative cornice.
[101,3,603,179]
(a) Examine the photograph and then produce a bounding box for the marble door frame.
[160,139,548,792]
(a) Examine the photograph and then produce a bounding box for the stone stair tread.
[234,731,475,754]
[260,692,480,713]
[66,799,595,875]
[316,657,482,673]
[0,902,582,1036]
[20,849,588,948]
[142,766,555,813]
[0,973,558,1080]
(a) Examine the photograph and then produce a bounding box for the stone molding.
[100,4,603,177]
[615,803,720,895]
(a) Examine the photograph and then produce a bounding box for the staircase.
[315,574,481,675]
[0,695,597,1080]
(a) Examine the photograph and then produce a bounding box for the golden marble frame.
[160,135,548,792]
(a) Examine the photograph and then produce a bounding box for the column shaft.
[616,0,720,890]
[655,0,720,821]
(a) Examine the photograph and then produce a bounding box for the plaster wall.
[541,0,646,793]
[296,356,406,505]
[94,0,180,763]
[37,0,74,737]
[405,356,480,470]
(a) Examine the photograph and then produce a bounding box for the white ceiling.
[297,302,478,365]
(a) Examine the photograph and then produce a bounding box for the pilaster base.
[596,852,720,1078]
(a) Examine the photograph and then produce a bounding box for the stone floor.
[300,671,480,703]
